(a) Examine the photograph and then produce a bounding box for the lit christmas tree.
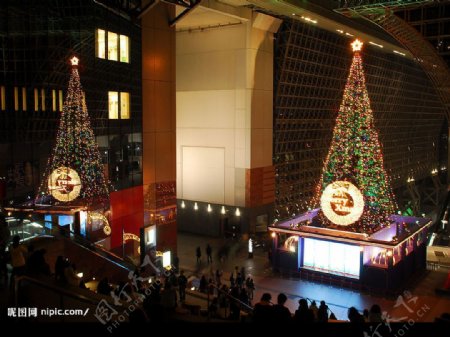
[312,40,397,234]
[36,56,109,205]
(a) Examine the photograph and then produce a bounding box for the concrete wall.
[176,10,279,235]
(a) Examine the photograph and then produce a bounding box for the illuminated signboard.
[320,180,364,226]
[88,212,111,236]
[303,238,360,279]
[48,167,81,202]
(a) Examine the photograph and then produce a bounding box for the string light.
[311,40,397,234]
[36,56,109,205]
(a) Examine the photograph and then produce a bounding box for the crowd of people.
[1,225,449,324]
[252,292,387,324]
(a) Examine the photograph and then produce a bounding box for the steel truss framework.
[334,0,450,215]
[273,19,447,219]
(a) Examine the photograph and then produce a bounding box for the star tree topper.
[351,39,363,52]
[70,56,79,66]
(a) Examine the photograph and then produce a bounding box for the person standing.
[245,276,255,300]
[196,246,201,264]
[178,270,187,302]
[0,212,10,286]
[9,235,27,282]
[206,244,212,264]
[273,293,292,323]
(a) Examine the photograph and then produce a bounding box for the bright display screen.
[303,238,360,279]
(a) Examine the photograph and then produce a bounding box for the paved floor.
[177,232,450,321]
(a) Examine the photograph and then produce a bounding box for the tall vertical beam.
[141,2,177,255]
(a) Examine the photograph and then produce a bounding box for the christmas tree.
[36,56,109,205]
[312,40,397,234]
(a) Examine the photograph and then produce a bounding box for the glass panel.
[96,29,106,59]
[108,91,119,119]
[119,35,129,63]
[120,92,130,119]
[107,31,118,61]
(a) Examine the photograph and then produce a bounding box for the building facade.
[0,0,145,258]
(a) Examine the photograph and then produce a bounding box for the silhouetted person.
[215,269,222,286]
[348,307,365,324]
[64,261,80,287]
[245,277,255,300]
[253,293,273,323]
[199,275,207,293]
[161,283,177,320]
[239,287,249,306]
[236,272,243,288]
[294,298,314,323]
[9,235,27,282]
[369,304,383,323]
[363,308,369,322]
[273,293,292,323]
[229,286,241,320]
[196,246,201,263]
[0,213,10,285]
[0,212,10,248]
[143,291,164,323]
[55,256,66,282]
[317,300,329,322]
[27,248,51,276]
[206,244,212,263]
[97,277,112,295]
[0,248,7,286]
[178,270,187,302]
[309,300,319,321]
[208,297,219,318]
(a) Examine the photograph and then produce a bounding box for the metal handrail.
[42,222,137,272]
[14,275,105,308]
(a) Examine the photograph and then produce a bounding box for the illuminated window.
[108,91,130,119]
[120,92,130,119]
[119,35,129,63]
[52,90,56,111]
[34,88,39,111]
[96,29,106,59]
[108,32,118,61]
[96,29,129,63]
[108,91,119,119]
[0,86,5,110]
[59,90,63,112]
[41,89,46,111]
[22,87,27,111]
[14,87,19,111]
